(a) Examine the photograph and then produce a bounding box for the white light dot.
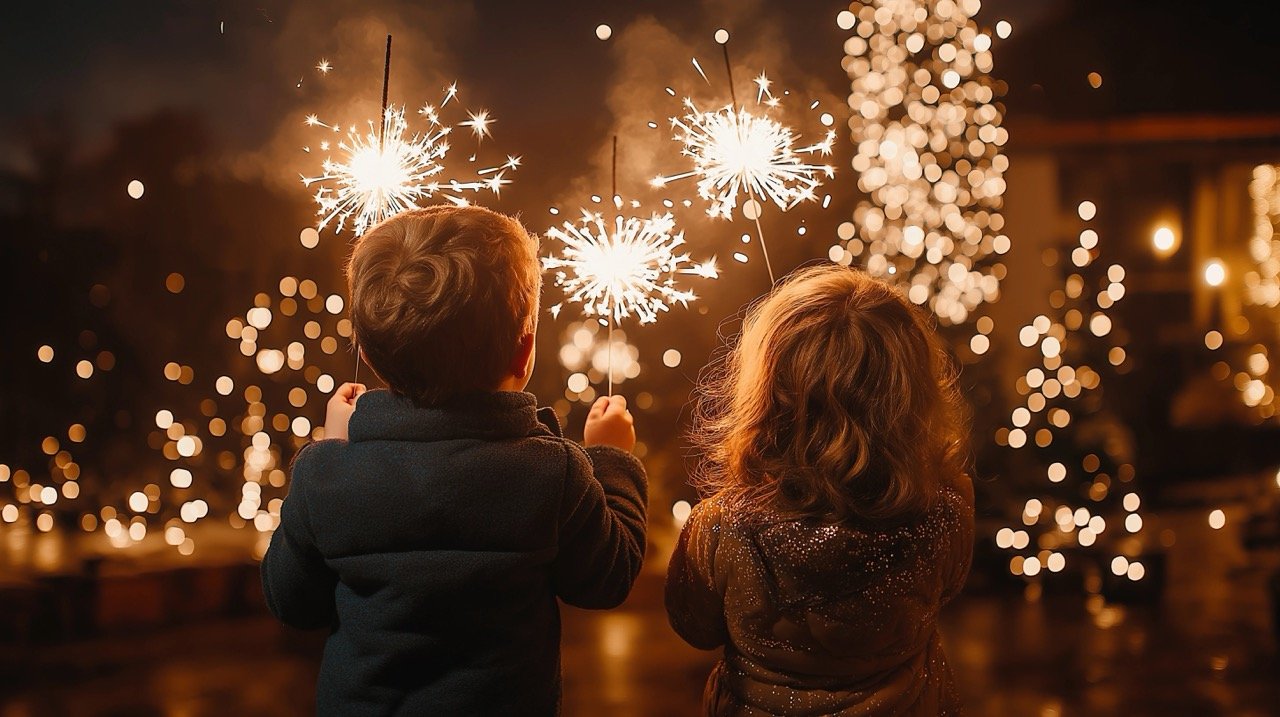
[836,10,856,30]
[127,180,145,199]
[672,500,692,524]
[567,372,589,394]
[1110,556,1129,576]
[128,491,149,513]
[742,199,762,221]
[663,349,682,368]
[595,24,612,41]
[996,20,1012,39]
[1203,259,1226,287]
[215,376,234,396]
[170,468,193,489]
[1208,509,1226,529]
[299,228,320,249]
[714,29,730,45]
[1078,201,1097,221]
[1127,561,1146,581]
[1048,462,1066,482]
[1153,226,1176,253]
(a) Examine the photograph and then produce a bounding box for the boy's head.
[347,205,541,405]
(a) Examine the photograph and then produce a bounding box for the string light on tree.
[994,200,1148,585]
[835,0,1009,326]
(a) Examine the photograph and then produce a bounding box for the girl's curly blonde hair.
[693,264,970,524]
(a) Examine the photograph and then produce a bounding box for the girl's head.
[694,264,969,524]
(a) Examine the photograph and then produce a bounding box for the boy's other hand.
[324,383,366,441]
[584,395,636,453]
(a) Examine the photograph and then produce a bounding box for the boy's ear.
[510,333,536,379]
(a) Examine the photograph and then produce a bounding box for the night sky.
[3,0,1279,494]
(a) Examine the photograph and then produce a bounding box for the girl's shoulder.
[689,490,781,531]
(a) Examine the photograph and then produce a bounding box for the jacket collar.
[347,389,562,443]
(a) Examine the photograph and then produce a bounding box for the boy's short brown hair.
[347,205,540,405]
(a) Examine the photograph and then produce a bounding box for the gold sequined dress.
[665,478,974,716]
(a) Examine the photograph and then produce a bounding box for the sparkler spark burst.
[653,93,835,221]
[543,210,714,325]
[301,86,517,236]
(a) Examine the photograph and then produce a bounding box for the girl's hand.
[584,395,636,452]
[324,383,366,440]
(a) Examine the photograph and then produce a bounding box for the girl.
[667,265,974,716]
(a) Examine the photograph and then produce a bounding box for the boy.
[261,205,647,716]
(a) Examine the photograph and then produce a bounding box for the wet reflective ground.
[2,507,1277,716]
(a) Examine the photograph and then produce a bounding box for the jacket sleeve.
[551,442,648,609]
[260,444,339,629]
[665,498,729,650]
[941,474,976,604]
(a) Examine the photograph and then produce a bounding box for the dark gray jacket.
[261,389,647,716]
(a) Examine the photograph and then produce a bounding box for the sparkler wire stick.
[355,33,394,386]
[720,35,775,284]
[607,135,619,395]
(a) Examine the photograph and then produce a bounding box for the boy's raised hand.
[324,382,366,441]
[584,395,636,453]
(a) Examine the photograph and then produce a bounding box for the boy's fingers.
[588,396,609,419]
[603,395,628,417]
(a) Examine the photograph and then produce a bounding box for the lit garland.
[833,0,1009,326]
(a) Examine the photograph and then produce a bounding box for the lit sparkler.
[653,32,837,283]
[543,210,712,326]
[301,88,518,236]
[653,97,835,222]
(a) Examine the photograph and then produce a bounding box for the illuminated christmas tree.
[993,200,1154,595]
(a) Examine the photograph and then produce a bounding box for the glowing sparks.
[653,98,835,221]
[542,210,713,325]
[692,58,709,84]
[461,109,493,140]
[316,59,332,74]
[753,72,773,103]
[302,85,517,236]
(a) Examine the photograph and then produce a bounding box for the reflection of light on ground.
[598,611,642,707]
